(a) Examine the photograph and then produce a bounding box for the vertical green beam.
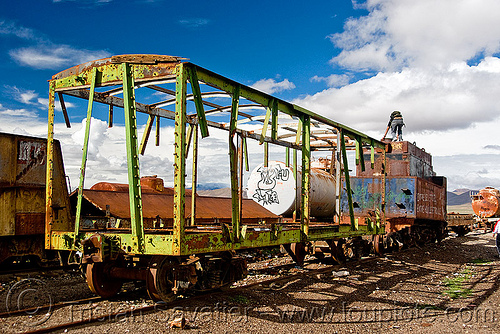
[264,142,269,167]
[334,132,342,224]
[355,136,365,172]
[295,118,302,145]
[45,81,56,249]
[381,145,387,229]
[301,116,311,238]
[122,63,144,253]
[186,65,209,138]
[238,135,244,225]
[108,105,113,127]
[74,67,97,244]
[174,63,187,254]
[285,147,290,167]
[243,136,249,172]
[293,148,298,221]
[259,105,272,144]
[340,131,356,230]
[190,125,198,226]
[229,84,241,241]
[271,99,278,140]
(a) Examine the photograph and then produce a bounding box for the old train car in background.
[247,140,448,254]
[0,132,72,267]
[348,140,447,251]
[470,187,500,229]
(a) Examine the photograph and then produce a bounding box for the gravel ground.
[1,231,500,333]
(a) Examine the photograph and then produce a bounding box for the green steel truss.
[46,55,386,256]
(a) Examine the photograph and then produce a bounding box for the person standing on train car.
[383,110,405,142]
[493,219,500,258]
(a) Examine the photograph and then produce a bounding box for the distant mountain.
[452,189,472,195]
[447,189,476,206]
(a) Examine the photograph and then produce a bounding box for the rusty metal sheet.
[52,54,183,81]
[15,213,45,235]
[90,179,192,195]
[357,141,434,178]
[75,189,278,221]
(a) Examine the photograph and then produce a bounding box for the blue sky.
[2,0,500,191]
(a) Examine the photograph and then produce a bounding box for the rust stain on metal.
[52,54,184,81]
[75,178,278,224]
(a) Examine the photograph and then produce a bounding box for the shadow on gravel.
[224,233,500,326]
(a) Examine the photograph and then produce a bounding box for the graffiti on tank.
[252,164,290,206]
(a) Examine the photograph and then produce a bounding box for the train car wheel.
[146,257,177,303]
[326,239,346,264]
[86,262,123,299]
[283,243,307,266]
[373,235,384,255]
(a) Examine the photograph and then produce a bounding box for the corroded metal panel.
[72,189,279,225]
[343,176,446,221]
[358,141,434,178]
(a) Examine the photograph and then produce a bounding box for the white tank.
[247,161,336,217]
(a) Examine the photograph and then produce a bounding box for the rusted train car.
[347,140,447,251]
[44,54,388,301]
[40,54,449,303]
[0,132,71,267]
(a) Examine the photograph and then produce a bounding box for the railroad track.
[16,255,379,334]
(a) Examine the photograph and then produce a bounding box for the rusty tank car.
[0,132,72,267]
[471,187,500,219]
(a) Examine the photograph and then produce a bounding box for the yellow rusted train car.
[0,132,71,267]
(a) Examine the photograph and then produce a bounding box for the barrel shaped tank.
[471,187,500,218]
[247,161,336,217]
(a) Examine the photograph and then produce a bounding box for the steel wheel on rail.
[146,256,177,303]
[86,262,123,299]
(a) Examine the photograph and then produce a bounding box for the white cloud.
[178,18,210,29]
[296,57,500,134]
[4,85,74,110]
[10,45,110,70]
[251,78,296,94]
[0,20,110,70]
[0,103,38,118]
[0,20,40,42]
[296,0,500,191]
[310,74,351,87]
[330,0,500,71]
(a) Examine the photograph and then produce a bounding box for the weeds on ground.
[228,295,251,304]
[442,267,473,299]
[469,258,493,265]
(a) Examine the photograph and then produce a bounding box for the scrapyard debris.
[332,270,350,278]
[168,314,189,329]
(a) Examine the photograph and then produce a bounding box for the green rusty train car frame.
[45,54,387,257]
